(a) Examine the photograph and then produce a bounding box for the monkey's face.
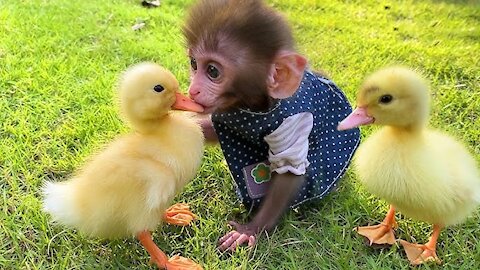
[187,51,235,114]
[182,0,299,113]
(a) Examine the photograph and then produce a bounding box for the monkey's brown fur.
[183,0,296,112]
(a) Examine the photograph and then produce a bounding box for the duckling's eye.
[207,64,220,80]
[153,84,164,93]
[190,58,197,71]
[379,94,393,104]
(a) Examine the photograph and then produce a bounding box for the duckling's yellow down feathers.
[42,63,205,239]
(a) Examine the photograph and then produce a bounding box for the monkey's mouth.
[194,102,215,114]
[200,106,215,114]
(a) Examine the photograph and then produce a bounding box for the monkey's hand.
[218,173,306,252]
[218,221,258,252]
[196,115,218,143]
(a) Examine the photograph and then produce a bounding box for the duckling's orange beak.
[173,92,204,113]
[337,107,374,131]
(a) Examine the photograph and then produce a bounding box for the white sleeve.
[264,112,313,175]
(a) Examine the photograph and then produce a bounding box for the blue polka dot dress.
[212,71,360,209]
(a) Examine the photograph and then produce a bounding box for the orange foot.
[166,255,203,270]
[137,231,169,269]
[356,205,397,246]
[399,240,442,265]
[355,222,396,246]
[137,231,203,270]
[164,203,198,226]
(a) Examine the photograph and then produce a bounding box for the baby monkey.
[183,0,360,252]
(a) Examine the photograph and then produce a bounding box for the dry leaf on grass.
[141,0,161,8]
[132,22,146,31]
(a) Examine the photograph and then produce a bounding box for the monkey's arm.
[249,172,304,231]
[198,115,218,143]
[218,172,304,251]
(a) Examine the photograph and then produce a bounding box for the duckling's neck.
[129,114,171,134]
[384,124,424,138]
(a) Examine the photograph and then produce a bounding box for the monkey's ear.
[267,52,307,99]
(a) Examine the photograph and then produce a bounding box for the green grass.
[1,0,479,269]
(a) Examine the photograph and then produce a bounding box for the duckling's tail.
[42,180,80,227]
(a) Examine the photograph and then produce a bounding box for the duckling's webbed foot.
[137,231,168,269]
[164,203,198,226]
[355,223,396,246]
[166,255,204,270]
[137,231,203,269]
[399,240,441,265]
[399,224,442,265]
[356,205,397,246]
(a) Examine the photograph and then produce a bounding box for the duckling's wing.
[138,161,177,211]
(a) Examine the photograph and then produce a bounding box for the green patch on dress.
[251,163,271,184]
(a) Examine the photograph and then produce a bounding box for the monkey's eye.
[190,58,197,71]
[379,94,393,104]
[153,84,164,93]
[206,64,220,80]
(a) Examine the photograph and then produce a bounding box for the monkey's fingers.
[230,233,253,252]
[218,230,237,245]
[218,231,254,252]
[218,231,241,251]
[248,235,256,247]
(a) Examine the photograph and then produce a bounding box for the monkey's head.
[183,0,307,113]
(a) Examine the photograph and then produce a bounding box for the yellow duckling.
[43,63,205,270]
[337,66,480,265]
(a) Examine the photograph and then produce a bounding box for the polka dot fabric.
[212,71,360,209]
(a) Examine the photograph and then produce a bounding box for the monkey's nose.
[188,87,200,99]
